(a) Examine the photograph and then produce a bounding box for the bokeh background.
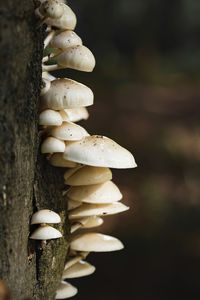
[57,0,200,299]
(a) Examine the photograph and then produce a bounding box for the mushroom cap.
[70,233,124,252]
[41,137,65,153]
[49,121,89,141]
[64,166,112,186]
[64,135,137,169]
[39,109,63,126]
[64,107,89,122]
[57,45,95,72]
[67,198,82,211]
[45,3,77,30]
[73,216,104,228]
[67,180,122,204]
[62,260,95,279]
[39,0,64,19]
[50,30,82,50]
[48,153,78,167]
[69,202,129,219]
[29,225,62,240]
[31,209,61,224]
[40,78,94,110]
[55,281,78,299]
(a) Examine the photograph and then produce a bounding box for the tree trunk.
[0,1,69,299]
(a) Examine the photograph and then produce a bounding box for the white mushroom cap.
[48,153,78,167]
[39,109,63,126]
[29,225,62,240]
[67,198,82,211]
[57,45,95,72]
[64,135,137,169]
[64,166,112,186]
[40,78,94,110]
[49,121,89,141]
[55,281,78,299]
[39,0,64,19]
[41,137,65,153]
[64,107,89,122]
[45,3,77,30]
[50,30,82,50]
[67,181,122,204]
[31,209,61,224]
[70,233,124,252]
[69,202,129,219]
[62,260,95,279]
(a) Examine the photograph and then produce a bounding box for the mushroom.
[67,181,122,204]
[68,202,129,220]
[70,233,124,252]
[64,166,112,186]
[41,137,65,153]
[48,121,89,141]
[31,209,61,224]
[40,78,94,110]
[48,153,78,167]
[39,109,63,126]
[29,225,62,240]
[50,30,82,51]
[62,260,95,279]
[63,107,89,123]
[63,135,137,169]
[55,281,77,299]
[39,0,64,19]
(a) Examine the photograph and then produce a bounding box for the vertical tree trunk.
[0,1,69,299]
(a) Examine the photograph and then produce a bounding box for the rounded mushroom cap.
[69,202,129,219]
[62,260,95,279]
[39,0,64,19]
[40,78,94,110]
[64,107,89,122]
[56,281,78,299]
[29,225,62,240]
[49,121,89,141]
[50,30,82,50]
[64,135,137,169]
[64,166,112,186]
[45,3,77,30]
[57,45,95,72]
[67,180,122,204]
[70,233,124,252]
[41,137,65,153]
[31,209,61,224]
[48,153,78,167]
[39,109,63,126]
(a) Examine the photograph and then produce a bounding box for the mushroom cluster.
[34,0,137,298]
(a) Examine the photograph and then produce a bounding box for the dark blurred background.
[57,0,200,299]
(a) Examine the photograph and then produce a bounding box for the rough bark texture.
[0,1,69,299]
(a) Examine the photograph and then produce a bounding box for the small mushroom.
[62,260,95,279]
[64,166,112,186]
[55,281,77,299]
[29,224,62,240]
[31,209,61,224]
[63,107,89,123]
[70,233,124,252]
[39,0,64,19]
[48,153,78,167]
[41,137,65,153]
[50,30,82,50]
[39,109,63,126]
[48,121,89,141]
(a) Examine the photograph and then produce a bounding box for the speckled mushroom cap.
[70,233,124,252]
[39,0,64,19]
[57,45,95,72]
[64,107,89,122]
[62,260,95,279]
[69,202,129,219]
[67,181,122,204]
[31,209,61,224]
[64,166,112,186]
[48,153,78,167]
[40,78,94,110]
[49,121,89,141]
[55,281,78,299]
[64,135,137,169]
[41,137,65,153]
[29,225,62,240]
[39,109,63,126]
[45,3,77,30]
[50,30,82,50]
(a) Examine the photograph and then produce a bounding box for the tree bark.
[0,1,69,299]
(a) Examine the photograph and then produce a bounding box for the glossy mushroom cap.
[48,153,78,167]
[31,209,61,224]
[64,166,112,186]
[39,109,63,126]
[40,78,94,110]
[55,281,78,299]
[70,233,124,252]
[62,260,95,279]
[50,30,82,50]
[29,225,62,240]
[41,137,65,153]
[64,135,137,169]
[48,121,89,141]
[57,45,95,72]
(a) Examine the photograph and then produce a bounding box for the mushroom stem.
[42,49,62,63]
[42,64,62,71]
[44,30,56,49]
